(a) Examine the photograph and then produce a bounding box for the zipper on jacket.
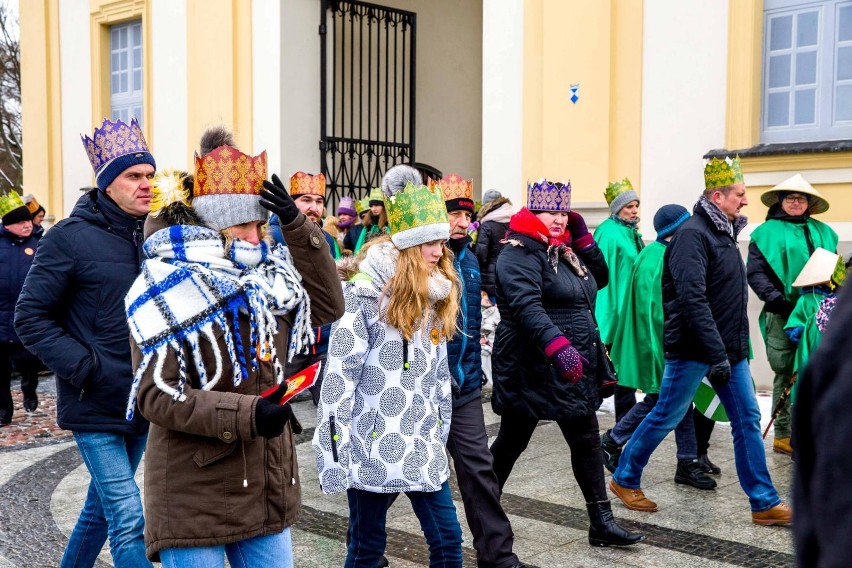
[329,415,339,462]
[454,250,468,392]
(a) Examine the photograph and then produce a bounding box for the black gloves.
[707,360,731,389]
[254,397,297,439]
[765,297,795,319]
[260,174,301,226]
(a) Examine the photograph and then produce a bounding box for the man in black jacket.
[610,157,791,526]
[15,118,154,567]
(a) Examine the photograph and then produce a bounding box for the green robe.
[785,289,829,404]
[610,241,665,392]
[750,217,838,339]
[593,217,644,346]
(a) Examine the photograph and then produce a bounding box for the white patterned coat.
[313,267,453,495]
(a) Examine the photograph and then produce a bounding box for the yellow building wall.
[186,0,253,159]
[20,0,63,216]
[522,0,643,204]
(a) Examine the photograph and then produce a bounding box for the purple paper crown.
[527,179,572,212]
[81,118,151,174]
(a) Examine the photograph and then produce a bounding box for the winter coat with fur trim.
[132,215,344,561]
[313,241,454,495]
[492,230,609,420]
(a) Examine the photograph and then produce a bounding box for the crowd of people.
[2,115,849,567]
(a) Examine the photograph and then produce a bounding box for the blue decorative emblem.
[570,84,580,104]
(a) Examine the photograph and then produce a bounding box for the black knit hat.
[653,204,690,239]
[2,205,34,226]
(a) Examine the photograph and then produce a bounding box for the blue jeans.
[610,393,698,461]
[613,358,781,512]
[346,482,463,568]
[61,431,150,568]
[160,529,292,568]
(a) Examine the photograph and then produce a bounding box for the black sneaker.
[675,459,717,490]
[697,454,721,475]
[378,555,389,567]
[23,398,38,413]
[0,410,10,426]
[600,430,622,473]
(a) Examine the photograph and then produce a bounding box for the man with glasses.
[747,174,837,456]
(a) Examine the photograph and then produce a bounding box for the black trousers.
[0,342,39,421]
[614,385,637,423]
[490,412,608,504]
[693,407,717,456]
[446,396,519,568]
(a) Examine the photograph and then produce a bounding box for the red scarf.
[508,207,572,247]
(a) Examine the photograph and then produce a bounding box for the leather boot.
[675,459,717,490]
[600,429,622,473]
[586,500,645,547]
[697,453,721,474]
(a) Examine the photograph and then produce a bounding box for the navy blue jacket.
[268,213,337,354]
[15,191,148,435]
[0,227,39,344]
[447,236,483,408]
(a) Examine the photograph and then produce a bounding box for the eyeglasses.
[782,195,809,204]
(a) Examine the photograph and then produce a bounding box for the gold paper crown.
[289,172,326,198]
[429,174,473,201]
[24,195,41,214]
[367,187,384,204]
[704,156,744,190]
[604,178,634,206]
[0,190,26,219]
[385,182,449,248]
[193,146,267,197]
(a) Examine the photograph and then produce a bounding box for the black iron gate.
[320,0,416,212]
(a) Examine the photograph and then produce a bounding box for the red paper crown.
[193,146,267,197]
[289,172,326,197]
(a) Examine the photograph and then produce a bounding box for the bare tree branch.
[0,0,22,193]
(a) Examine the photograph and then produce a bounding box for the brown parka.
[133,214,344,561]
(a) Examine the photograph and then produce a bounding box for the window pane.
[133,70,142,89]
[837,84,852,121]
[111,28,118,48]
[796,11,818,47]
[111,52,118,70]
[120,27,127,49]
[770,15,793,50]
[838,45,852,81]
[121,74,128,93]
[133,47,141,68]
[794,89,816,124]
[120,51,127,71]
[132,23,141,47]
[796,50,817,84]
[768,92,790,126]
[769,54,791,87]
[840,6,852,42]
[111,74,118,94]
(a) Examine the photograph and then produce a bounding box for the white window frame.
[762,0,852,143]
[109,20,143,126]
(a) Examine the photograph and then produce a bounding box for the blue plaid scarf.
[124,224,312,419]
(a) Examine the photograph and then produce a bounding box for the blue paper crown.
[81,118,151,175]
[527,179,572,212]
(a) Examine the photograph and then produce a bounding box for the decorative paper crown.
[289,172,326,198]
[429,174,475,213]
[338,196,357,216]
[23,194,42,215]
[81,118,155,189]
[192,145,268,231]
[0,190,27,219]
[368,187,385,205]
[385,182,450,250]
[527,179,572,212]
[604,177,640,214]
[832,257,847,288]
[704,156,744,190]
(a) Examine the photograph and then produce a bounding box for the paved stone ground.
[0,380,795,567]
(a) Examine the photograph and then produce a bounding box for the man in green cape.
[594,178,643,421]
[747,174,837,455]
[603,205,716,490]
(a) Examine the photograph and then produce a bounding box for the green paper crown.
[704,156,744,190]
[832,257,847,288]
[385,183,449,247]
[0,190,27,219]
[604,178,634,206]
[368,187,384,204]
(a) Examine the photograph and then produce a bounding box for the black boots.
[675,459,717,490]
[587,500,645,547]
[600,430,622,473]
[697,453,721,474]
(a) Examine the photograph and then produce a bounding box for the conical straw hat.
[761,173,829,215]
[793,247,840,287]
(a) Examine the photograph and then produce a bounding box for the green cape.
[610,242,664,392]
[751,217,838,340]
[593,217,644,345]
[785,290,829,404]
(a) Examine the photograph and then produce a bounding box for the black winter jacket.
[447,236,483,408]
[15,190,149,435]
[474,198,512,298]
[662,200,749,365]
[0,227,39,344]
[492,233,608,420]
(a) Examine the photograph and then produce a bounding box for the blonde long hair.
[362,235,460,342]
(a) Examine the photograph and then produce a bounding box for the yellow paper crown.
[193,145,267,197]
[604,178,634,206]
[367,187,385,204]
[704,156,744,190]
[0,190,26,219]
[385,182,450,249]
[289,172,326,198]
